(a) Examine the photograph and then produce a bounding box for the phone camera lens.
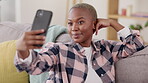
[37,10,44,17]
[39,12,43,16]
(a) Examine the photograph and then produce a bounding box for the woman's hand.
[16,29,46,51]
[16,29,46,59]
[95,19,111,35]
[95,19,124,35]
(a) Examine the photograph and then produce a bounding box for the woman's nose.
[72,23,79,31]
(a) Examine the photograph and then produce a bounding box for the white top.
[84,46,103,83]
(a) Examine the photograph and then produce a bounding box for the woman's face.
[67,8,96,47]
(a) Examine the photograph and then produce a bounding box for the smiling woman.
[67,7,96,47]
[14,3,144,83]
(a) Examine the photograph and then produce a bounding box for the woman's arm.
[14,29,59,75]
[95,19,124,35]
[14,42,59,75]
[95,18,144,61]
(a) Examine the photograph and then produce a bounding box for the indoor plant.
[129,21,148,44]
[129,21,148,31]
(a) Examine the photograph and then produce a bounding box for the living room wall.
[1,0,147,41]
[0,0,15,21]
[19,0,67,26]
[18,0,108,40]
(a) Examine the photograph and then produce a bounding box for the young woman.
[15,3,144,83]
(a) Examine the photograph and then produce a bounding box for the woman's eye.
[68,22,72,26]
[78,21,84,25]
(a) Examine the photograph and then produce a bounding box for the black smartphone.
[31,9,53,47]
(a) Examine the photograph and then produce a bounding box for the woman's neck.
[80,40,91,47]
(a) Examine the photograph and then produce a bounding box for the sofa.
[0,22,71,83]
[0,22,148,83]
[115,46,148,83]
[0,22,31,83]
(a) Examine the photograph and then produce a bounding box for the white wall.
[1,0,148,41]
[17,0,108,40]
[0,0,15,21]
[19,0,67,26]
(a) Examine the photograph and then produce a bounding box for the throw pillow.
[0,40,29,83]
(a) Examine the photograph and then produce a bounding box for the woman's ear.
[95,19,98,26]
[93,20,97,33]
[93,19,98,29]
[93,19,99,35]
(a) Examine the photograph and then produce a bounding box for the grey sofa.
[0,22,31,43]
[115,46,148,83]
[0,22,148,83]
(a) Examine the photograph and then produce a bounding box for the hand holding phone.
[31,9,53,47]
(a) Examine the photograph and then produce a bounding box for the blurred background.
[0,0,148,43]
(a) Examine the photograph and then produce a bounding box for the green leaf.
[136,24,142,30]
[144,21,148,27]
[129,25,135,30]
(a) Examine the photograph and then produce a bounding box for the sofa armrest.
[0,21,31,43]
[115,46,148,83]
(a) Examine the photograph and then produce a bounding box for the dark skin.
[67,8,96,47]
[16,8,124,59]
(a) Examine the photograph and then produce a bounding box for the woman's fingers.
[27,29,45,35]
[27,45,43,49]
[26,40,45,45]
[95,23,100,35]
[26,35,46,40]
[16,29,46,51]
[95,19,112,35]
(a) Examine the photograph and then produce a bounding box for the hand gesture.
[16,29,46,51]
[95,19,124,35]
[95,18,111,35]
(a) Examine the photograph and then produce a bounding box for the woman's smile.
[72,33,82,39]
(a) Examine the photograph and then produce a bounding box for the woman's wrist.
[109,19,124,32]
[18,50,30,60]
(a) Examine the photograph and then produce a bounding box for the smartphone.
[31,9,53,47]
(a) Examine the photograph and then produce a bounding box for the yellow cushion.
[0,40,29,83]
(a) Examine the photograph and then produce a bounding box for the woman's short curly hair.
[70,3,97,20]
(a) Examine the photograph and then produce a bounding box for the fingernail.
[41,29,44,32]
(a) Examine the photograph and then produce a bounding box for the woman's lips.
[72,33,81,39]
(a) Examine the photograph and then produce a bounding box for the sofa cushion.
[0,40,29,83]
[115,46,148,83]
[0,22,31,43]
